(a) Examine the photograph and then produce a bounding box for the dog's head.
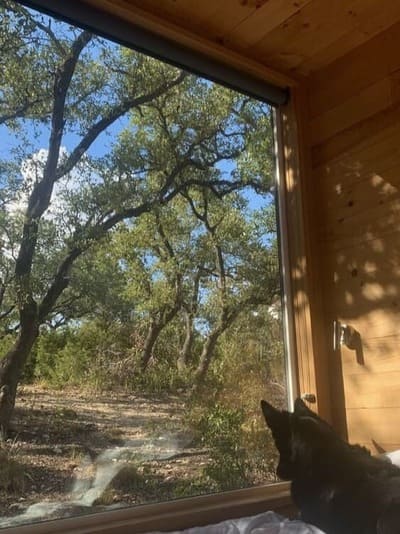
[261,398,335,480]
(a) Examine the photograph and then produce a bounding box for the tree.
[0,1,272,434]
[185,191,280,389]
[111,201,196,371]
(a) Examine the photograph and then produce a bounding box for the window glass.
[0,0,288,526]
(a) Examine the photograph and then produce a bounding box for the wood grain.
[346,407,400,447]
[80,0,296,88]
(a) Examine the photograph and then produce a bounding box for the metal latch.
[333,320,364,364]
[301,393,316,403]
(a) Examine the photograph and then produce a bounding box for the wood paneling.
[307,21,400,449]
[309,77,392,146]
[81,0,400,82]
[347,408,400,451]
[223,0,313,50]
[81,0,295,89]
[250,0,391,72]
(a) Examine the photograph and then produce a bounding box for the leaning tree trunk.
[140,304,181,372]
[140,320,163,372]
[177,310,194,371]
[192,328,221,392]
[191,309,240,394]
[0,302,39,438]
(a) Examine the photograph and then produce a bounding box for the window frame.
[3,483,292,534]
[1,2,322,531]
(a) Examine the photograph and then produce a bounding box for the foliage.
[0,443,25,494]
[186,307,285,488]
[0,1,279,438]
[197,404,250,490]
[33,322,130,389]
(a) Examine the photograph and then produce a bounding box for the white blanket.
[154,511,324,533]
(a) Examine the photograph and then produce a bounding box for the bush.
[0,445,25,494]
[127,359,191,395]
[196,404,251,491]
[34,321,133,389]
[31,320,191,393]
[34,327,89,387]
[186,307,286,490]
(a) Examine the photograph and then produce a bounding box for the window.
[0,0,294,528]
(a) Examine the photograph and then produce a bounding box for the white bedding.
[154,511,324,533]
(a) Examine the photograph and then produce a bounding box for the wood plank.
[249,0,392,73]
[200,1,258,40]
[320,219,400,252]
[317,150,400,217]
[297,2,400,75]
[308,22,400,118]
[222,0,312,49]
[316,152,400,247]
[346,407,400,447]
[309,77,392,146]
[80,0,297,88]
[340,335,400,376]
[312,104,400,170]
[298,27,374,77]
[316,154,400,208]
[122,0,219,30]
[311,103,400,168]
[320,258,400,325]
[343,371,400,408]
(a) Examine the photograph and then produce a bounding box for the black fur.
[261,398,400,533]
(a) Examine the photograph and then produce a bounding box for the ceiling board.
[81,0,400,82]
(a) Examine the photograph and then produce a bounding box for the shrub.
[196,404,251,491]
[0,444,25,494]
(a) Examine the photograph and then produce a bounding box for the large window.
[0,0,291,528]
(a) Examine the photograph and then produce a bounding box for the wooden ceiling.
[83,0,400,87]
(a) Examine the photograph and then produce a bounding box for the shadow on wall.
[311,119,400,446]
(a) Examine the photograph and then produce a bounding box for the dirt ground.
[0,385,210,524]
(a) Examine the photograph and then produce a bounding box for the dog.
[261,398,400,533]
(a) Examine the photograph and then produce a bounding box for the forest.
[0,0,287,522]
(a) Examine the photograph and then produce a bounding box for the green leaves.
[0,1,279,379]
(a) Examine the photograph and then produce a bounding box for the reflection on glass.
[0,0,287,527]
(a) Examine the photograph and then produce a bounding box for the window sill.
[5,483,293,534]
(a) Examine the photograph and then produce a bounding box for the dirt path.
[0,385,209,524]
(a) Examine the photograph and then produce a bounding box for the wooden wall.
[306,21,400,451]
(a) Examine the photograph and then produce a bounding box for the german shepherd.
[261,398,400,533]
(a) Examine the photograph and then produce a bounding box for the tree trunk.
[0,303,39,437]
[140,320,163,372]
[177,310,194,371]
[192,309,241,394]
[140,303,181,372]
[192,329,221,390]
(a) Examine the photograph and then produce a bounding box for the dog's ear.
[260,400,281,428]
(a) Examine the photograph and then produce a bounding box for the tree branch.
[56,71,188,180]
[15,29,92,292]
[38,246,82,322]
